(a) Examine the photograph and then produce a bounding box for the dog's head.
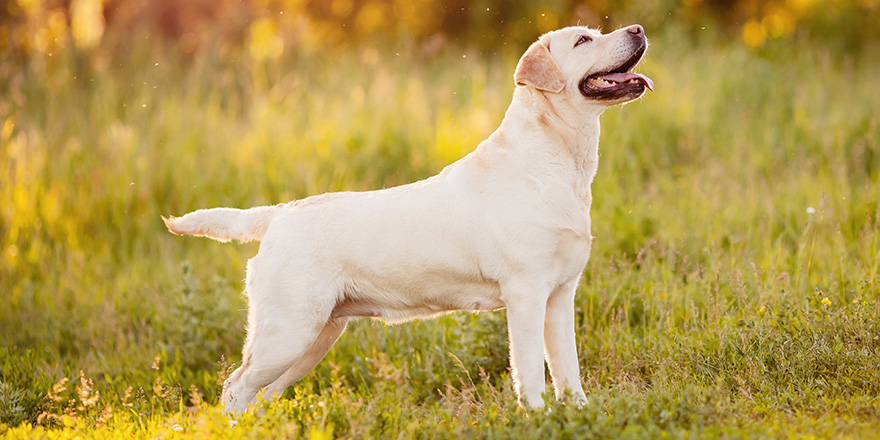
[514,25,653,106]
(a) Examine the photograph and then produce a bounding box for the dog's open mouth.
[579,45,653,101]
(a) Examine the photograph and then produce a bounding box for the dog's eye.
[574,35,592,47]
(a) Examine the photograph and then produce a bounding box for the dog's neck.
[499,87,603,200]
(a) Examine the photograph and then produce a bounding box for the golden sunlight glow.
[249,17,284,60]
[742,19,767,47]
[70,0,105,49]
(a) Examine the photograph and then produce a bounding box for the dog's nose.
[627,24,644,35]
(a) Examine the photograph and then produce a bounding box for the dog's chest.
[554,227,592,277]
[535,176,594,277]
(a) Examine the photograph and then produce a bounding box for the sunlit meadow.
[2,1,880,438]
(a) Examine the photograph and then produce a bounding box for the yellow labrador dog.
[164,24,652,413]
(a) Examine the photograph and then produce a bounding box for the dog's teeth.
[591,77,619,89]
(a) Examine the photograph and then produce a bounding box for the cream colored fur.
[164,24,650,413]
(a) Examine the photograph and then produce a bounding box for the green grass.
[2,26,880,438]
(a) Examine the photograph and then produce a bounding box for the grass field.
[2,23,880,438]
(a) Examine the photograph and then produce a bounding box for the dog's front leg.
[544,280,588,405]
[503,281,550,408]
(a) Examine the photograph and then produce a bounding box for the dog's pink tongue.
[599,72,654,91]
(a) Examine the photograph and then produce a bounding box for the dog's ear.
[514,39,564,93]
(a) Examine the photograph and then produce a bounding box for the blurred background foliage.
[1,0,878,62]
[2,0,880,435]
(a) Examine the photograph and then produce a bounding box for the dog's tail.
[162,204,284,243]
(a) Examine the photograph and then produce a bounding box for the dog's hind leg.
[256,318,348,402]
[221,316,325,414]
[221,258,337,415]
